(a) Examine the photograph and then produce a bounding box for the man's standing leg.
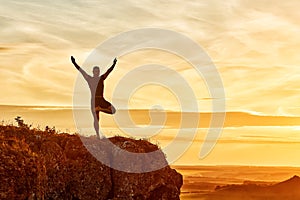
[93,110,100,138]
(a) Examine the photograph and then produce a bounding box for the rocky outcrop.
[108,136,182,200]
[0,125,182,200]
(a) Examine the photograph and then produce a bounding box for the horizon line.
[1,104,300,117]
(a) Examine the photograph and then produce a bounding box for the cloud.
[0,47,11,51]
[1,0,300,115]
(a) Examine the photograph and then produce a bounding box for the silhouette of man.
[71,56,116,138]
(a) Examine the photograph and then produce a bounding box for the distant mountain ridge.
[269,175,300,192]
[207,175,300,200]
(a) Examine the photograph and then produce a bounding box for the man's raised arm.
[71,56,90,80]
[102,58,117,80]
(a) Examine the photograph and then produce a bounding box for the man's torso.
[87,76,104,98]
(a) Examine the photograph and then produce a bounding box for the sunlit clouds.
[1,0,300,114]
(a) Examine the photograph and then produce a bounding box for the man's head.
[93,66,100,77]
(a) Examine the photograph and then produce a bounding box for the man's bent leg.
[99,98,116,114]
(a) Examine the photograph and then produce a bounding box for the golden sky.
[1,1,300,166]
[1,0,300,116]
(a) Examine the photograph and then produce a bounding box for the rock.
[0,137,43,199]
[64,136,112,200]
[108,136,183,200]
[0,125,183,200]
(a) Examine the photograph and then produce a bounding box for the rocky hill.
[0,125,182,200]
[206,175,300,200]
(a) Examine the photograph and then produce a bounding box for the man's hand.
[113,58,117,64]
[71,56,76,64]
[71,56,81,70]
